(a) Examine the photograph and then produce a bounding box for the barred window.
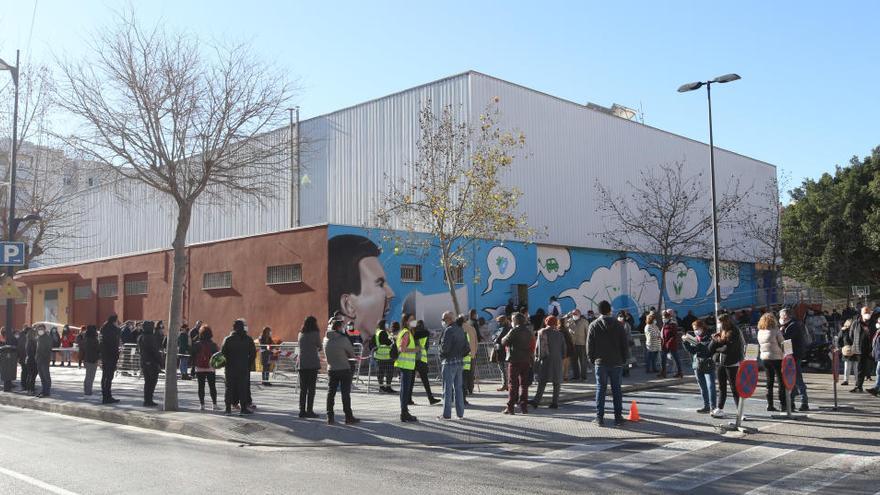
[267,264,302,285]
[98,280,117,298]
[443,265,465,285]
[74,284,92,300]
[203,271,232,290]
[124,279,148,295]
[400,264,422,283]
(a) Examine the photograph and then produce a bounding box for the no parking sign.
[782,355,797,391]
[736,360,759,399]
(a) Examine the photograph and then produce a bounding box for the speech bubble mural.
[665,262,698,304]
[559,258,660,313]
[537,246,571,283]
[483,246,516,295]
[705,261,741,300]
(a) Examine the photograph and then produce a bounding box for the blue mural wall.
[327,225,757,333]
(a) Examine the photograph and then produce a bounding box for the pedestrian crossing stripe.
[498,443,621,469]
[645,444,799,491]
[569,440,718,479]
[745,452,880,495]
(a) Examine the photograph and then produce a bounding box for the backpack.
[195,342,215,369]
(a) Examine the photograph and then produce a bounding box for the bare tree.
[736,170,788,305]
[55,14,295,410]
[0,62,88,270]
[376,101,536,315]
[594,161,746,312]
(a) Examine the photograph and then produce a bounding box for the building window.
[87,177,94,187]
[98,280,118,298]
[267,264,302,285]
[74,284,92,300]
[443,265,465,285]
[400,264,422,283]
[124,279,148,296]
[203,271,232,290]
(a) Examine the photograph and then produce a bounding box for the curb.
[0,392,244,443]
[555,377,686,404]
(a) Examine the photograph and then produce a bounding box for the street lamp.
[1,50,20,344]
[678,73,741,325]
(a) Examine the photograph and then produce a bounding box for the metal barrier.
[117,344,140,377]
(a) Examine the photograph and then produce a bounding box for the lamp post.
[677,73,741,325]
[1,50,20,344]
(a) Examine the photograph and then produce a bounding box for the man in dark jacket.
[587,300,629,426]
[221,319,256,416]
[34,324,53,398]
[16,327,29,391]
[439,311,469,420]
[24,327,37,395]
[501,313,534,415]
[99,314,121,404]
[137,321,162,407]
[779,309,809,411]
[81,325,101,396]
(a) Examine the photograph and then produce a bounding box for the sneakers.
[496,386,508,392]
[710,408,725,418]
[502,407,514,415]
[841,381,849,386]
[401,414,418,423]
[696,407,710,414]
[766,405,778,412]
[429,398,441,405]
[850,387,863,393]
[437,415,452,420]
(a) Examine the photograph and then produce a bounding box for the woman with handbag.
[683,319,717,413]
[758,313,786,411]
[838,319,856,385]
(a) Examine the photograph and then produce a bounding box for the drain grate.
[230,422,267,436]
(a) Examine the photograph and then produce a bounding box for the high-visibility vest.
[394,328,417,370]
[463,331,472,371]
[417,335,428,364]
[374,329,391,361]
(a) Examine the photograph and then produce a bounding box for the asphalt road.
[2,375,878,495]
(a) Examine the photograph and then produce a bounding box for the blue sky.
[2,1,877,196]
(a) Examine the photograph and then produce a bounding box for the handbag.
[841,345,853,358]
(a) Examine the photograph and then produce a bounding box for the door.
[44,289,59,322]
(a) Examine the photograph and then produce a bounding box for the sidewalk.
[0,364,693,447]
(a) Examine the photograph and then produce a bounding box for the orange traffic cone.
[627,400,641,422]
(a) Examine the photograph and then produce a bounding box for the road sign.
[832,348,839,382]
[736,359,759,399]
[0,278,23,300]
[0,242,25,267]
[782,355,797,391]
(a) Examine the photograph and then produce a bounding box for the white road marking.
[745,452,880,495]
[0,466,82,495]
[569,439,718,479]
[646,444,799,491]
[498,443,621,469]
[440,446,516,461]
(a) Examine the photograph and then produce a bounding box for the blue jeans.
[441,361,464,419]
[179,356,189,377]
[399,369,415,414]
[790,361,809,406]
[646,351,659,372]
[661,350,682,375]
[695,368,717,409]
[873,361,880,392]
[595,365,623,419]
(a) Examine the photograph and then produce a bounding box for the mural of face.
[342,256,395,341]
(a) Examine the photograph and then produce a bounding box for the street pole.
[4,50,20,344]
[706,82,722,325]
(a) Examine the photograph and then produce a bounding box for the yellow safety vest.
[374,329,391,361]
[417,336,428,364]
[394,328,417,370]
[463,331,472,371]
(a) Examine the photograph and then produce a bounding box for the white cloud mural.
[536,245,571,283]
[665,262,699,304]
[560,258,661,313]
[483,246,517,295]
[705,261,741,300]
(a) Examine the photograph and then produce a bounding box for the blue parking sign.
[0,242,26,266]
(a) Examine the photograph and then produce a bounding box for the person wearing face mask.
[683,320,716,413]
[23,327,37,395]
[34,325,53,398]
[868,320,880,397]
[779,308,809,411]
[617,311,634,377]
[394,314,419,422]
[439,311,468,420]
[567,310,589,381]
[408,319,441,406]
[222,319,257,415]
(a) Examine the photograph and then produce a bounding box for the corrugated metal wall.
[38,71,775,267]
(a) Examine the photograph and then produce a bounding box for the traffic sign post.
[718,360,759,434]
[820,346,855,412]
[772,355,804,420]
[0,241,25,267]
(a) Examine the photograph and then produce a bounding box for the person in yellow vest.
[395,319,419,422]
[372,320,396,393]
[407,319,441,405]
[461,314,479,405]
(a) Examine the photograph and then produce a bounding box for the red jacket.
[661,322,679,352]
[61,334,76,348]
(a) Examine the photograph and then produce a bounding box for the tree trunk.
[657,268,666,315]
[163,202,192,411]
[440,247,461,316]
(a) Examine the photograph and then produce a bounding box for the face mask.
[38,330,45,336]
[618,317,624,322]
[694,329,703,336]
[409,321,417,329]
[572,315,580,321]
